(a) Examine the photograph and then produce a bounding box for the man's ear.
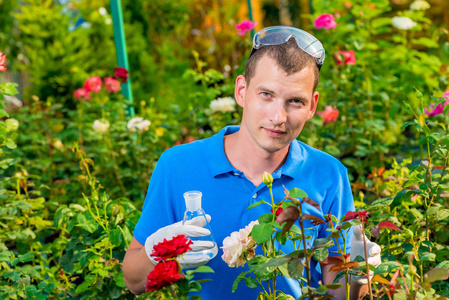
[307,91,319,121]
[234,75,247,108]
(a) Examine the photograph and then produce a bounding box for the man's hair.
[244,38,320,91]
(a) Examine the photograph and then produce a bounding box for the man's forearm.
[122,238,155,295]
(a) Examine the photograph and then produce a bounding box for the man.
[123,26,375,299]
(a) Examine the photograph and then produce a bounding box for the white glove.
[145,215,216,269]
[350,225,381,285]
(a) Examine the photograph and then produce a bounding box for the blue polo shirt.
[133,126,354,298]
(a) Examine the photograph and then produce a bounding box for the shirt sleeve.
[317,164,355,256]
[133,151,179,245]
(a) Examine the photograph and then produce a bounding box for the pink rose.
[317,105,339,124]
[83,76,102,93]
[104,77,122,93]
[314,14,337,30]
[0,52,6,72]
[73,88,91,101]
[425,91,449,116]
[334,50,356,66]
[221,220,258,267]
[236,20,257,36]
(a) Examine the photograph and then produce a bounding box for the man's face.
[235,55,319,153]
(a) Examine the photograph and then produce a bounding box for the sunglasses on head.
[250,26,325,71]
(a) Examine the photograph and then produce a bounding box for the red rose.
[104,77,122,93]
[83,76,102,93]
[317,105,339,125]
[145,260,183,292]
[151,234,193,261]
[334,50,356,66]
[271,201,284,217]
[114,67,129,83]
[73,87,91,101]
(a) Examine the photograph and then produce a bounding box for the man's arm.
[122,237,154,295]
[321,257,369,300]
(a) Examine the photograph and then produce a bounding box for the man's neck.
[223,130,289,187]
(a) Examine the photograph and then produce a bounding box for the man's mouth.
[263,128,286,137]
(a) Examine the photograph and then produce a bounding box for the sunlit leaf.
[424,268,449,283]
[372,274,390,284]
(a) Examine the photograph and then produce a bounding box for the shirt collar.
[207,126,305,179]
[207,126,239,177]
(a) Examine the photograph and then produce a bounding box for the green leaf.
[251,223,273,244]
[247,199,269,210]
[314,236,334,249]
[420,252,436,262]
[189,266,214,274]
[436,261,449,269]
[260,255,291,268]
[374,261,401,275]
[19,252,34,263]
[75,281,90,294]
[244,276,258,289]
[287,258,304,279]
[391,189,413,209]
[231,270,250,293]
[423,268,449,283]
[401,121,417,130]
[289,188,308,199]
[436,209,449,221]
[332,271,345,284]
[313,247,329,262]
[1,82,19,96]
[5,140,16,149]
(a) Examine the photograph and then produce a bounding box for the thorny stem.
[335,229,350,300]
[297,203,312,296]
[268,185,277,298]
[361,224,373,300]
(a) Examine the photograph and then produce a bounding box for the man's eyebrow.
[256,85,276,95]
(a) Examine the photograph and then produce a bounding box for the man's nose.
[269,102,287,125]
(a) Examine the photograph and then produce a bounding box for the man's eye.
[290,99,303,105]
[261,92,270,97]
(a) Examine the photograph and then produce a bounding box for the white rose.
[410,0,430,11]
[392,16,417,30]
[221,220,258,267]
[92,120,110,133]
[127,117,151,133]
[209,97,236,114]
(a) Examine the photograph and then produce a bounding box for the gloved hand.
[145,215,216,269]
[350,225,381,285]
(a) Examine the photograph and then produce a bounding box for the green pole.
[247,0,255,38]
[110,0,135,117]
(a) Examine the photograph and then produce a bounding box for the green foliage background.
[0,0,448,298]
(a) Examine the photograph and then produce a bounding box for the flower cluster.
[145,235,192,292]
[73,67,127,101]
[221,220,258,267]
[236,20,257,36]
[127,117,151,133]
[314,14,337,30]
[0,52,6,72]
[209,97,236,114]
